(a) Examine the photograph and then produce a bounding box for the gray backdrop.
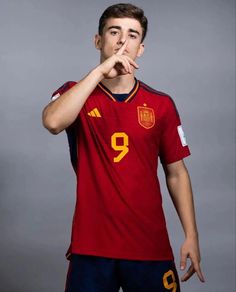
[0,0,235,291]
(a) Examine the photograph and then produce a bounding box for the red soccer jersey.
[51,78,191,261]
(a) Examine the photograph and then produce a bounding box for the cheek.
[130,45,141,56]
[102,38,114,51]
[102,44,113,55]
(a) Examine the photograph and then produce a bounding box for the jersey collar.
[98,78,140,103]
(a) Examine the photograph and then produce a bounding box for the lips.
[115,48,129,53]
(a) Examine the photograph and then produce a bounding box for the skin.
[163,161,205,282]
[42,17,205,283]
[42,18,143,133]
[94,18,144,89]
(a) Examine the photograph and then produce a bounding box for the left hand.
[180,236,205,282]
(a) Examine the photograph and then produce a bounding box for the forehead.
[104,17,142,32]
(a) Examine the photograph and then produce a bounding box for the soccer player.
[42,3,205,291]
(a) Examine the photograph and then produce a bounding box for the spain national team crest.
[137,106,155,129]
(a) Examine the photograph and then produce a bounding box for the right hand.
[97,40,139,79]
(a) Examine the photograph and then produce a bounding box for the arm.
[42,68,103,134]
[42,40,138,135]
[163,159,205,283]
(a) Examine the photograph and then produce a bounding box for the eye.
[110,31,118,35]
[129,34,137,39]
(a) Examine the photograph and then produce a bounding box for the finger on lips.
[116,40,128,55]
[115,42,139,71]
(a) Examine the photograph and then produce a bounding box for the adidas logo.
[87,108,102,118]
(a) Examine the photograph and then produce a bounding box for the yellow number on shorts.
[111,132,129,162]
[163,270,177,292]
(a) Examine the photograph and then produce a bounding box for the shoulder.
[139,80,179,117]
[139,80,170,98]
[51,81,77,98]
[139,80,176,105]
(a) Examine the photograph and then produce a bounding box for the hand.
[97,40,139,79]
[180,236,205,282]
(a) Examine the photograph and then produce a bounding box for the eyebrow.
[107,25,140,36]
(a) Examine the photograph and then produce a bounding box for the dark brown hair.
[98,3,148,42]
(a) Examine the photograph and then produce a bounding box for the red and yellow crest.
[137,106,155,129]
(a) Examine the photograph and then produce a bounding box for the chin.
[101,53,111,61]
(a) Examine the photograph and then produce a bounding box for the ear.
[137,43,145,57]
[94,34,102,50]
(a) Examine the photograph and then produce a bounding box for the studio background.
[0,0,235,291]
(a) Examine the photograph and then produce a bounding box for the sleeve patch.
[177,125,188,147]
[51,92,61,101]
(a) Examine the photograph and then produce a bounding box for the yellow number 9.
[163,270,177,292]
[111,132,129,163]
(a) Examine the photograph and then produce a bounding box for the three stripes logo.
[87,108,102,118]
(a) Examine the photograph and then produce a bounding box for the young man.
[42,3,205,291]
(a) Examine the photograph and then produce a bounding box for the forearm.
[42,42,139,135]
[42,66,103,134]
[163,160,204,281]
[165,165,198,239]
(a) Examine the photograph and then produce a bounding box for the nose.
[117,33,127,45]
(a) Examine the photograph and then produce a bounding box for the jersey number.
[111,132,129,163]
[163,270,177,292]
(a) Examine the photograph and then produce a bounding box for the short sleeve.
[51,81,77,101]
[50,80,78,129]
[51,81,78,172]
[159,97,191,165]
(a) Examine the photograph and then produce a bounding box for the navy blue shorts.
[65,254,180,292]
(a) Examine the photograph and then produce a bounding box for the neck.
[100,75,136,94]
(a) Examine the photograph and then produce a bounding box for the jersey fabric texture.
[51,78,191,262]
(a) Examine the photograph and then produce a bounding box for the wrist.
[185,230,199,240]
[92,64,105,81]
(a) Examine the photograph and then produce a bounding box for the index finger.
[116,40,128,56]
[195,264,205,282]
[191,257,205,282]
